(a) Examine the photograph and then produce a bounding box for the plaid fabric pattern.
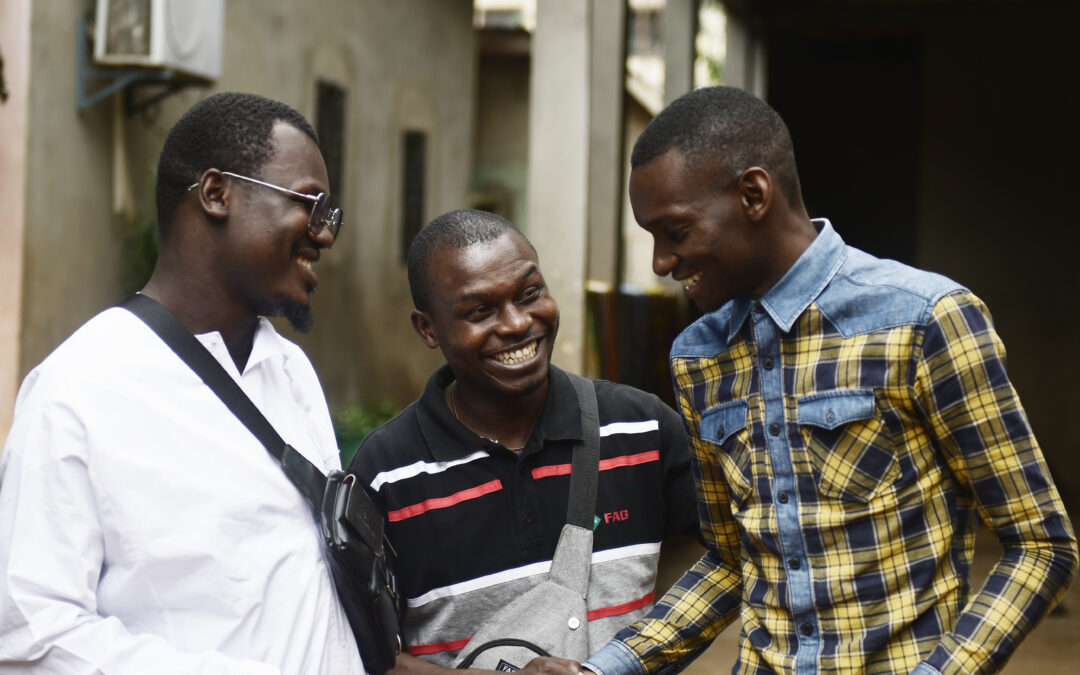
[614,227,1076,675]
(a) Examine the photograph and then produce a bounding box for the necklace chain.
[449,380,459,419]
[448,381,525,451]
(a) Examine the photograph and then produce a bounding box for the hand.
[521,657,587,674]
[386,653,450,675]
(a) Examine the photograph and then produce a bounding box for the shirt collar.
[246,317,291,372]
[726,218,845,341]
[416,364,582,462]
[194,317,290,376]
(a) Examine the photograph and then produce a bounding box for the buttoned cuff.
[584,640,647,675]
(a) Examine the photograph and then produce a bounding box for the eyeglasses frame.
[187,170,343,240]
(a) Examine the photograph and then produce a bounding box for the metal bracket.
[75,13,203,115]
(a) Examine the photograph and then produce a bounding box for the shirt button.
[800,623,814,636]
[778,491,789,504]
[523,512,533,526]
[716,426,724,438]
[769,423,780,436]
[753,302,764,314]
[763,358,774,370]
[788,557,801,570]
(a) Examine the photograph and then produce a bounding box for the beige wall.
[13,0,476,422]
[0,0,31,439]
[528,0,591,374]
[622,96,659,291]
[473,44,531,229]
[19,1,125,381]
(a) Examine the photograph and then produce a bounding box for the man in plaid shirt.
[584,86,1077,675]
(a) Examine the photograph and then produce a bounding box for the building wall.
[20,1,124,379]
[15,0,475,426]
[0,0,31,437]
[473,46,531,231]
[622,95,662,291]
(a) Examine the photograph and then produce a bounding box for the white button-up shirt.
[0,307,365,674]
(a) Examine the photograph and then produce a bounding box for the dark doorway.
[768,34,922,263]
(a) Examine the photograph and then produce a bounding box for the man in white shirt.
[0,92,364,674]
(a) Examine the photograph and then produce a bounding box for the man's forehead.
[432,237,541,293]
[261,122,329,189]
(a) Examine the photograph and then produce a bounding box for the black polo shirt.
[349,364,698,661]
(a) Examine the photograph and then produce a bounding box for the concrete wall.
[15,0,475,424]
[20,1,123,379]
[528,0,591,374]
[622,95,661,291]
[0,0,31,436]
[473,39,531,229]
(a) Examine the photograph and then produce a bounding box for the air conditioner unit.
[93,0,224,81]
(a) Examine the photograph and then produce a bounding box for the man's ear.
[410,309,440,349]
[737,167,772,223]
[193,169,230,221]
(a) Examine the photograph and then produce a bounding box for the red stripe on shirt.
[531,450,660,480]
[600,449,660,470]
[387,479,503,522]
[407,636,473,656]
[531,463,572,479]
[405,591,657,654]
[587,589,655,621]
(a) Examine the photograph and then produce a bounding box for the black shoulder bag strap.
[119,294,327,508]
[565,372,600,529]
[120,293,403,674]
[547,372,600,594]
[454,374,601,669]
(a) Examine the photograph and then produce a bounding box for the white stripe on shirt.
[599,420,659,437]
[369,450,491,492]
[407,542,662,607]
[370,422,656,491]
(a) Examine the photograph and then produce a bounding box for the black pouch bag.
[322,471,405,674]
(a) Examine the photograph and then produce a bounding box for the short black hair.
[155,92,318,237]
[631,85,803,209]
[407,209,531,312]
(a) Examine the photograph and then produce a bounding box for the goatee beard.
[265,296,315,333]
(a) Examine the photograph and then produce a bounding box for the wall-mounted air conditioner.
[93,0,224,81]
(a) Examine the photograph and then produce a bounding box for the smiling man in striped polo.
[348,209,699,674]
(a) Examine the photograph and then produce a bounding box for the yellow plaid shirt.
[599,221,1076,675]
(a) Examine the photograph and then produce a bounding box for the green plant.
[121,168,160,295]
[121,214,159,295]
[334,399,399,466]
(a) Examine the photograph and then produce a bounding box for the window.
[627,9,663,56]
[315,80,347,201]
[401,131,427,262]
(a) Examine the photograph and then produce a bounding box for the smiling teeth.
[683,272,702,291]
[494,340,539,365]
[296,257,313,271]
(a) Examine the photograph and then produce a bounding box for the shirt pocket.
[700,400,753,506]
[796,389,899,503]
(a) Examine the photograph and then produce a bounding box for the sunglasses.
[188,171,343,240]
